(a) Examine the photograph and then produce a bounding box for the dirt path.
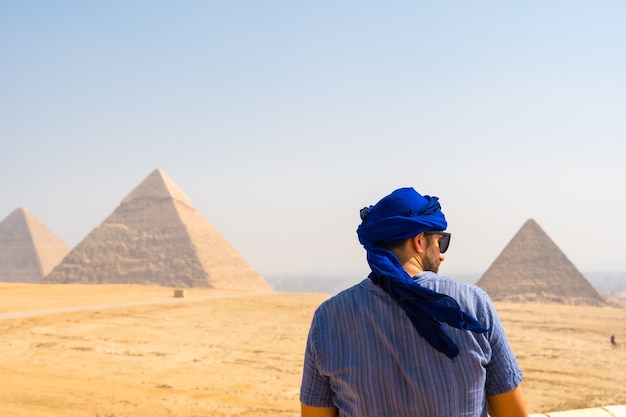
[0,291,273,320]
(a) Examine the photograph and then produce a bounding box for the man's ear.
[412,233,426,254]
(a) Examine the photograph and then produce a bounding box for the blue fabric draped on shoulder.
[356,187,487,359]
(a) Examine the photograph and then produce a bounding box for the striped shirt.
[300,272,523,417]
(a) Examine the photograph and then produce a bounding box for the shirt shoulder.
[415,272,499,330]
[316,278,382,308]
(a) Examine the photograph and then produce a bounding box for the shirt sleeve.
[482,294,524,396]
[299,310,335,407]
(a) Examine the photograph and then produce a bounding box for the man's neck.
[402,255,424,277]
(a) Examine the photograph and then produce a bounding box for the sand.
[0,283,625,416]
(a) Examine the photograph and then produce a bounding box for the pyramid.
[476,219,605,305]
[43,169,272,291]
[0,208,70,283]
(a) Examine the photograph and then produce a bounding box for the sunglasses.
[423,231,451,254]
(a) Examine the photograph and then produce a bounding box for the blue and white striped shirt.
[300,272,523,417]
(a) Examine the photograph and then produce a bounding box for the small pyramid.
[476,219,605,305]
[43,169,272,291]
[0,208,70,283]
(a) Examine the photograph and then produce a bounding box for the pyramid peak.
[8,207,29,217]
[522,218,540,227]
[121,169,194,208]
[150,168,168,179]
[5,208,53,232]
[2,208,31,226]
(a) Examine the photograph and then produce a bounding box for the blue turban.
[357,187,487,359]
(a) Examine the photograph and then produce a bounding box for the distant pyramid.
[0,208,70,283]
[43,169,272,291]
[476,219,605,305]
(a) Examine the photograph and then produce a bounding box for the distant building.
[0,208,70,283]
[476,219,605,305]
[43,169,272,291]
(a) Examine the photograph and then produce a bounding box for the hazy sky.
[2,2,625,281]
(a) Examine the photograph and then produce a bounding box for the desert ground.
[0,283,625,416]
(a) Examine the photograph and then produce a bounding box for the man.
[300,187,527,417]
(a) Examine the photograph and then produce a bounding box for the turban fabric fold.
[356,187,487,359]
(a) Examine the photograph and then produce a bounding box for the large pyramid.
[0,208,70,283]
[43,169,272,291]
[476,219,605,305]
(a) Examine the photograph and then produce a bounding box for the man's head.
[357,187,449,276]
[357,187,447,247]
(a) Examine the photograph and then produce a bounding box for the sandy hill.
[0,208,70,283]
[476,219,605,305]
[43,169,271,291]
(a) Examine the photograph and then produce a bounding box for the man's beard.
[422,244,441,273]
